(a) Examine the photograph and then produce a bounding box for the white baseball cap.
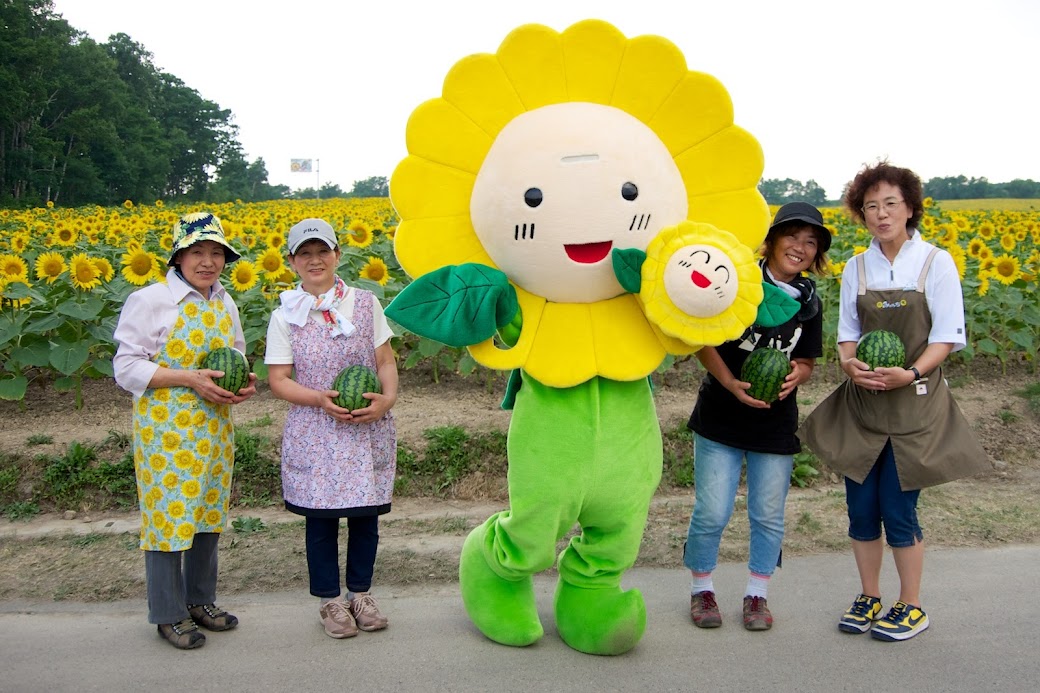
[287,218,338,254]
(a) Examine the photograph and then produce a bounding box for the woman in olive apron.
[800,162,988,642]
[114,213,257,649]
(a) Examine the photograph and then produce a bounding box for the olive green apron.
[800,249,989,490]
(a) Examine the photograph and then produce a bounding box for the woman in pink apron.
[265,218,398,640]
[800,162,989,642]
[114,212,257,649]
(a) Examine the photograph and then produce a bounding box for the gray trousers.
[144,532,219,624]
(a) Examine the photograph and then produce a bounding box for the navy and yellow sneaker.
[870,600,929,641]
[838,594,883,634]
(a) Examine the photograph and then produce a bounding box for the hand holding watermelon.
[200,347,256,402]
[739,347,793,405]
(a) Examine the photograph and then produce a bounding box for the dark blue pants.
[305,515,379,598]
[845,439,923,548]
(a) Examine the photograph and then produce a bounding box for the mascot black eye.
[524,188,543,208]
[621,182,638,201]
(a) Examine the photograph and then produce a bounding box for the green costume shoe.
[459,519,543,647]
[553,579,646,655]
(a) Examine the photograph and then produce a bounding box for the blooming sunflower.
[360,256,390,285]
[256,247,285,278]
[999,233,1016,252]
[264,231,285,249]
[121,248,161,285]
[91,257,115,282]
[346,221,374,248]
[977,221,995,239]
[0,254,29,281]
[229,259,259,292]
[51,225,78,247]
[35,251,67,283]
[967,238,986,258]
[392,20,767,386]
[68,253,102,291]
[991,254,1021,285]
[9,232,29,253]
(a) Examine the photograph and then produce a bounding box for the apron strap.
[856,254,868,296]
[916,247,941,292]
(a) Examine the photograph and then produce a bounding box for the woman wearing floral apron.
[265,218,398,640]
[800,162,988,642]
[114,213,256,649]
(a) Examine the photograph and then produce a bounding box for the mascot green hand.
[386,19,772,655]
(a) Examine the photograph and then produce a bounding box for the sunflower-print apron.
[800,250,989,490]
[132,297,236,551]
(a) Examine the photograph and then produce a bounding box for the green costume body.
[461,372,661,654]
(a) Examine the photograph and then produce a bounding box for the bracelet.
[907,366,921,381]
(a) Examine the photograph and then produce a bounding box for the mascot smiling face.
[386,19,779,655]
[470,102,688,303]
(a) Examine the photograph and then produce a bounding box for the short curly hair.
[843,161,924,229]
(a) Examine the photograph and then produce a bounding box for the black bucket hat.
[767,202,831,253]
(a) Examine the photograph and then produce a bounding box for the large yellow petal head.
[390,19,769,385]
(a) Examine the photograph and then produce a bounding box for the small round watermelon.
[203,346,249,395]
[740,347,792,404]
[856,330,906,370]
[332,364,381,410]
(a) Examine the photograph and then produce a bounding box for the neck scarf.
[762,259,820,321]
[279,276,356,337]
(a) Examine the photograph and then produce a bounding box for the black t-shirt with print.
[686,271,823,455]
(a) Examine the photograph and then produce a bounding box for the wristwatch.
[907,366,921,381]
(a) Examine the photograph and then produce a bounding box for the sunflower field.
[0,197,1038,405]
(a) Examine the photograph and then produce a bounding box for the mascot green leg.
[459,515,543,647]
[553,580,646,656]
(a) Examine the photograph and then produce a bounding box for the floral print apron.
[132,297,236,550]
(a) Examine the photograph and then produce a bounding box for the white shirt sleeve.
[371,294,394,347]
[836,256,863,344]
[112,284,169,398]
[924,250,968,351]
[264,309,294,364]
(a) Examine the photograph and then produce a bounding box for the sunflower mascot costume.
[385,19,796,655]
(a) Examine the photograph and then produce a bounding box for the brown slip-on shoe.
[188,603,239,631]
[157,618,206,649]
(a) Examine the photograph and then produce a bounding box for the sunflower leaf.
[385,264,517,347]
[755,283,800,328]
[612,247,646,293]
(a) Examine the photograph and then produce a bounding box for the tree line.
[759,176,1040,206]
[2,2,1033,209]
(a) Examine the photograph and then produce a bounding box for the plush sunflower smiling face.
[470,102,688,303]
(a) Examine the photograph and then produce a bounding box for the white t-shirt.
[837,231,967,351]
[265,288,394,365]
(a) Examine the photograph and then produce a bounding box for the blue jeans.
[845,439,923,548]
[684,434,793,576]
[305,515,379,598]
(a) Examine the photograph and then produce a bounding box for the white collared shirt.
[113,268,246,397]
[837,231,967,350]
[264,288,394,365]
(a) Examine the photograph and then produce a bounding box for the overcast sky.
[53,0,1038,200]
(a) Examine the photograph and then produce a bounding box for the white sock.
[691,573,714,595]
[319,596,335,605]
[745,573,770,599]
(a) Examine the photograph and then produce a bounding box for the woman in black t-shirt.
[683,202,831,632]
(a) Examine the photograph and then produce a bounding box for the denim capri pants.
[844,439,924,548]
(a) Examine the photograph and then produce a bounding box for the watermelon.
[856,330,906,370]
[740,347,792,404]
[332,364,381,410]
[203,346,249,395]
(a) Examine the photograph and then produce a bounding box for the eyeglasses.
[862,198,904,215]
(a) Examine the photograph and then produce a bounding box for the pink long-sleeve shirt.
[113,268,246,398]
